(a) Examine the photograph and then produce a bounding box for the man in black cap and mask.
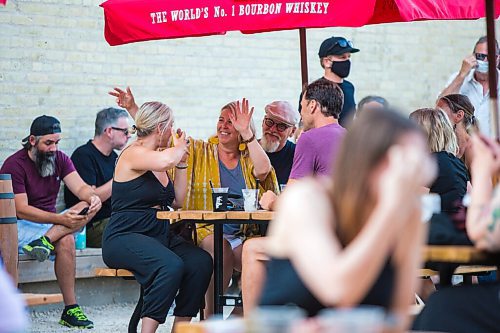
[0,115,101,328]
[317,36,360,128]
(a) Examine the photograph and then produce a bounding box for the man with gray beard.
[0,115,101,329]
[259,101,298,185]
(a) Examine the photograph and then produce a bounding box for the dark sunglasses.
[326,38,354,53]
[475,53,488,61]
[111,126,129,135]
[264,117,291,132]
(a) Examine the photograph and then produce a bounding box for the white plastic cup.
[421,193,441,223]
[247,306,306,333]
[317,306,385,333]
[242,189,258,212]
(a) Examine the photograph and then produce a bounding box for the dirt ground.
[29,303,177,333]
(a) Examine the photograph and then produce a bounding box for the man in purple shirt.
[0,115,102,329]
[260,78,346,209]
[242,79,346,314]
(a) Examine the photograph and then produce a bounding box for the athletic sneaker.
[22,236,54,262]
[59,305,94,329]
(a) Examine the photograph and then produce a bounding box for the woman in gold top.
[110,87,278,315]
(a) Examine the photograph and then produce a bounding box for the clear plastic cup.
[247,305,306,333]
[317,306,385,333]
[242,189,259,212]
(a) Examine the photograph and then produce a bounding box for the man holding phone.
[0,115,102,329]
[439,36,500,135]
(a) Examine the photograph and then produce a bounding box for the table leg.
[213,222,224,315]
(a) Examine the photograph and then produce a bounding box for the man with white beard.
[259,101,299,185]
[0,115,101,329]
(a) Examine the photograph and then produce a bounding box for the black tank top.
[103,171,175,242]
[259,257,395,317]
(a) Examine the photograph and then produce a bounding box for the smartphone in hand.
[78,207,89,215]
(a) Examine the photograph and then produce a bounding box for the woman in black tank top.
[259,108,437,331]
[101,101,212,333]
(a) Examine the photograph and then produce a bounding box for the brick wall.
[0,0,495,166]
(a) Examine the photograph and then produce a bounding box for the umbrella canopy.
[101,0,498,46]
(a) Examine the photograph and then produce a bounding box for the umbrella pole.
[486,0,499,140]
[299,28,308,87]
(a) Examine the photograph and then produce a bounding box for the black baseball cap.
[22,115,61,142]
[318,36,360,57]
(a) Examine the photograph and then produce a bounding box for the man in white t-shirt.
[439,36,500,135]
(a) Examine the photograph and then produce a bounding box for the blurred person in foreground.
[257,109,437,332]
[412,133,500,333]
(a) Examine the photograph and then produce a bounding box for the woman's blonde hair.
[132,101,173,137]
[409,108,458,155]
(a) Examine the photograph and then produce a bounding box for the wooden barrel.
[0,174,18,286]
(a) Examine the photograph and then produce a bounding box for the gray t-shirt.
[219,159,246,235]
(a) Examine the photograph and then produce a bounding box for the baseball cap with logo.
[318,36,360,58]
[22,115,62,142]
[264,101,299,127]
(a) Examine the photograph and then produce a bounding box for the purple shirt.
[0,149,76,213]
[289,123,345,179]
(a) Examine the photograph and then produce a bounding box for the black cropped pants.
[103,232,212,323]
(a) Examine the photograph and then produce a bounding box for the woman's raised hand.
[108,86,139,118]
[172,128,189,161]
[377,145,436,213]
[470,134,500,176]
[229,98,254,140]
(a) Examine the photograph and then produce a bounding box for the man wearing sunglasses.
[440,36,500,135]
[259,101,299,185]
[64,107,130,247]
[317,36,360,128]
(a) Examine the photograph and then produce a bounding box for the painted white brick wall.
[0,0,497,166]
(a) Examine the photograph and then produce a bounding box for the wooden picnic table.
[157,210,274,315]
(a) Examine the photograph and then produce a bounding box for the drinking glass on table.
[317,306,385,333]
[242,188,259,212]
[247,305,306,333]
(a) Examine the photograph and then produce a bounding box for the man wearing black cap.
[317,36,360,128]
[0,115,102,329]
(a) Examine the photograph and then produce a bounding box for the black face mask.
[330,59,351,78]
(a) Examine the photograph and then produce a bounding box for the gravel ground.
[28,303,177,333]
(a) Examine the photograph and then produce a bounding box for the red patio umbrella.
[100,0,500,135]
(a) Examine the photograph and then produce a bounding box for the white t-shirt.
[444,69,500,136]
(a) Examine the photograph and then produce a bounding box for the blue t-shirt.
[219,159,246,235]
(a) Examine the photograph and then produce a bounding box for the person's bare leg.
[172,317,191,333]
[54,234,77,305]
[241,238,268,316]
[141,317,159,333]
[200,235,234,317]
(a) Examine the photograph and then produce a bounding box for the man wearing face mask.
[316,36,360,128]
[439,36,500,135]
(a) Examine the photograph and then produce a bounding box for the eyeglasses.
[326,38,354,54]
[475,53,488,61]
[263,117,291,132]
[111,127,129,136]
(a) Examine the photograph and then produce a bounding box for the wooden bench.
[23,292,63,306]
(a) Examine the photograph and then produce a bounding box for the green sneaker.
[59,305,94,329]
[22,236,55,262]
